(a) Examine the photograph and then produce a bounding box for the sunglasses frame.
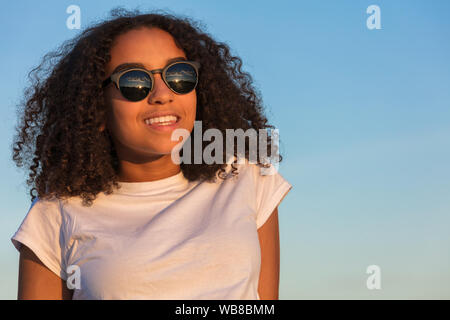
[102,60,201,100]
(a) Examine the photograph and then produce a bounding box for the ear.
[99,122,106,132]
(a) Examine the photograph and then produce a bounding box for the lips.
[143,115,181,132]
[143,115,180,125]
[141,111,181,123]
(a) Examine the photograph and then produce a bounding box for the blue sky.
[1,0,449,299]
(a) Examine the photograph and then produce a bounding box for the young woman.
[11,8,292,300]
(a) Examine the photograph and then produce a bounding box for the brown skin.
[18,245,73,300]
[17,27,280,300]
[257,207,280,300]
[100,27,197,182]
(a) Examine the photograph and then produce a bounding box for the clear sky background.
[1,0,449,299]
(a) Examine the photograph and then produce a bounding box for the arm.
[257,207,280,300]
[17,244,73,300]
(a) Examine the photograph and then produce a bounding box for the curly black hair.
[11,7,283,207]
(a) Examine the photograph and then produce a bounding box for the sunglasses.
[102,60,200,102]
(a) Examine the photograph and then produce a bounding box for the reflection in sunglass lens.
[119,70,151,102]
[166,63,198,94]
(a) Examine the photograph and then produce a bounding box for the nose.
[147,72,174,104]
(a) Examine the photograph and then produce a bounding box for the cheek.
[107,102,139,138]
[184,93,197,121]
[179,95,197,134]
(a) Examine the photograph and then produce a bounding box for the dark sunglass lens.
[119,70,151,101]
[165,63,198,94]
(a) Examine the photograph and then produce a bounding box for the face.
[102,27,197,164]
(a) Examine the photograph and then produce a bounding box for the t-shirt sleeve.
[250,163,293,229]
[11,197,69,280]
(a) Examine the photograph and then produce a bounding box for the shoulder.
[18,196,73,240]
[23,196,63,220]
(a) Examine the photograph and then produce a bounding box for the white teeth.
[145,115,178,125]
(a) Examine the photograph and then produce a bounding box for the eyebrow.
[111,56,187,74]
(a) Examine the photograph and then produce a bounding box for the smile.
[143,115,181,132]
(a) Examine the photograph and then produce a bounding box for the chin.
[148,144,181,156]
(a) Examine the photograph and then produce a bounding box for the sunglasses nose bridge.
[148,69,175,97]
[146,69,161,91]
[150,69,163,80]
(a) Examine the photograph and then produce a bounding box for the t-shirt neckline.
[114,170,187,195]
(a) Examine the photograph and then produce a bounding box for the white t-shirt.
[11,159,292,300]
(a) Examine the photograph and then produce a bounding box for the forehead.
[106,27,186,74]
